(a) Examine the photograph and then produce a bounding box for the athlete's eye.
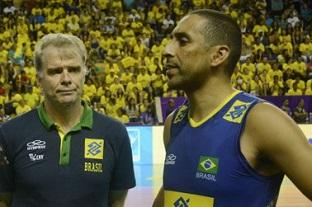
[172,32,190,46]
[178,37,189,46]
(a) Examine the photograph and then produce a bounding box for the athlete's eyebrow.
[170,31,191,41]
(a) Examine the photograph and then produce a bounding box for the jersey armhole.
[235,101,280,181]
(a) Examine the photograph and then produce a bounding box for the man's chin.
[56,97,79,106]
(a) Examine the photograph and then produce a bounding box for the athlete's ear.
[210,45,230,67]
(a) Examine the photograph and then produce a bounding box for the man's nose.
[162,41,175,64]
[60,70,72,84]
[163,41,175,58]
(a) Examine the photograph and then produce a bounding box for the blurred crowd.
[0,0,311,124]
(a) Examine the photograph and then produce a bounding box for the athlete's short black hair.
[190,9,242,76]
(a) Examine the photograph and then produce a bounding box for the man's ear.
[84,67,90,76]
[210,45,230,67]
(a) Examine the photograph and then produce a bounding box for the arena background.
[0,0,312,206]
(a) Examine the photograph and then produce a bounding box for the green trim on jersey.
[37,101,93,166]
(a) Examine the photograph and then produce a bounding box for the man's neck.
[44,101,84,133]
[186,77,235,122]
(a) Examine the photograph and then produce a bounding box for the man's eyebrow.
[47,65,81,69]
[47,67,62,70]
[68,66,81,69]
[172,31,190,39]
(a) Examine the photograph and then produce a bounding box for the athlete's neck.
[187,78,236,122]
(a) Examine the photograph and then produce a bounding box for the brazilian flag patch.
[197,156,219,175]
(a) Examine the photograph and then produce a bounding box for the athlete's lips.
[164,64,179,78]
[164,63,179,72]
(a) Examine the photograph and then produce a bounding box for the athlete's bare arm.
[152,113,174,207]
[242,102,312,200]
[109,190,128,207]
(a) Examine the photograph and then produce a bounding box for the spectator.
[281,98,292,117]
[67,16,80,33]
[269,75,284,96]
[116,107,130,124]
[140,100,156,125]
[15,98,31,115]
[306,59,312,80]
[286,81,303,95]
[304,80,312,95]
[161,14,175,33]
[3,2,17,15]
[293,98,308,123]
[125,97,140,122]
[287,9,300,28]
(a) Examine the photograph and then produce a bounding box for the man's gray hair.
[34,33,87,74]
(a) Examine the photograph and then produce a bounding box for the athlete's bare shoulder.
[244,102,312,199]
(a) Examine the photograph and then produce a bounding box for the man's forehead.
[173,14,206,34]
[43,45,79,56]
[42,46,83,68]
[42,46,82,62]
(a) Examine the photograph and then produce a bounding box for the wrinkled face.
[163,14,212,91]
[37,45,86,107]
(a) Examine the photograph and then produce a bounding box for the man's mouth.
[164,63,179,70]
[166,68,178,79]
[57,89,75,94]
[164,64,179,76]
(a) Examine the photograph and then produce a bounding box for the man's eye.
[178,37,188,45]
[47,68,62,75]
[68,67,81,73]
